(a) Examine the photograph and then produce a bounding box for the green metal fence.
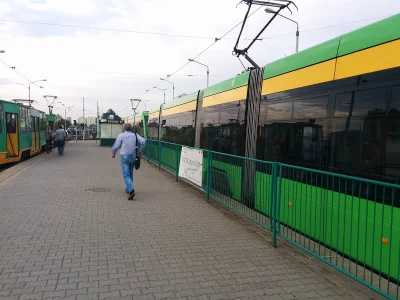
[143,140,400,300]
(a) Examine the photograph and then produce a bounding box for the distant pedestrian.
[112,123,146,200]
[45,126,53,154]
[54,125,67,156]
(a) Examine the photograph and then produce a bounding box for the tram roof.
[263,13,400,80]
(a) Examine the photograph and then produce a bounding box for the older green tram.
[0,99,51,165]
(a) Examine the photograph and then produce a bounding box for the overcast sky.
[0,0,399,120]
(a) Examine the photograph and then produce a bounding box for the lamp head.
[265,8,276,13]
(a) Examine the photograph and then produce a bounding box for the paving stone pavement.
[0,141,385,300]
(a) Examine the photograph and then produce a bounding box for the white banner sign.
[179,147,203,186]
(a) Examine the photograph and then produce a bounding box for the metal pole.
[172,84,175,100]
[28,83,30,101]
[96,101,99,143]
[83,97,85,142]
[163,91,166,104]
[207,68,209,87]
[64,108,67,129]
[296,30,299,53]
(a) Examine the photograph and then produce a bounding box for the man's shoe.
[128,190,135,200]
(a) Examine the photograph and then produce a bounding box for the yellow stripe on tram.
[203,86,248,108]
[149,112,159,119]
[162,101,197,116]
[262,59,336,95]
[335,39,400,79]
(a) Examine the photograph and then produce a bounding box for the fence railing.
[143,139,400,300]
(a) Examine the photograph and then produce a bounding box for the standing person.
[112,123,146,200]
[54,125,67,156]
[45,126,53,154]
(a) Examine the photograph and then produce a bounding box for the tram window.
[389,85,400,114]
[293,96,328,119]
[0,104,3,133]
[20,107,27,132]
[384,117,400,181]
[259,101,267,125]
[267,101,292,121]
[200,102,246,155]
[203,110,219,125]
[26,109,31,132]
[329,118,363,174]
[6,113,17,133]
[258,120,327,168]
[334,88,387,117]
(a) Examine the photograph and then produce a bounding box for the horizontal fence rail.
[143,139,400,300]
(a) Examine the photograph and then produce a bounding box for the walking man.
[45,126,53,154]
[112,123,146,200]
[54,125,67,156]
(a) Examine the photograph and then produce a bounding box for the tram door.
[5,113,18,157]
[32,116,40,152]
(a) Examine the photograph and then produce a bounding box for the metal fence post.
[148,140,150,163]
[158,140,161,170]
[175,146,179,182]
[206,151,212,201]
[277,163,282,234]
[271,162,278,248]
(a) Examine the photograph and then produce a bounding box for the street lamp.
[153,87,167,104]
[0,50,4,53]
[265,8,299,52]
[29,79,47,101]
[160,78,175,100]
[188,59,209,87]
[58,102,73,129]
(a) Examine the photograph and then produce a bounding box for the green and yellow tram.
[0,100,51,165]
[146,14,400,282]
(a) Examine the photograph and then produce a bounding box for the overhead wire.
[0,14,391,41]
[0,57,51,107]
[147,5,264,97]
[258,15,391,41]
[0,18,218,40]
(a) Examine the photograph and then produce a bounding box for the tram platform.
[0,141,385,300]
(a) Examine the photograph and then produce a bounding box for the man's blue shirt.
[112,131,146,156]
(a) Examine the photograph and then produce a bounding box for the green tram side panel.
[203,72,250,98]
[160,145,178,175]
[263,37,341,80]
[209,159,242,201]
[0,100,8,154]
[19,133,32,151]
[338,13,400,57]
[255,172,273,218]
[1,101,20,153]
[40,131,46,147]
[153,142,399,279]
[275,177,400,280]
[163,91,199,110]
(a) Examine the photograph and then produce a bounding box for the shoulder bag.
[135,133,141,170]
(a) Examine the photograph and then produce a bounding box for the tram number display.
[179,147,203,187]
